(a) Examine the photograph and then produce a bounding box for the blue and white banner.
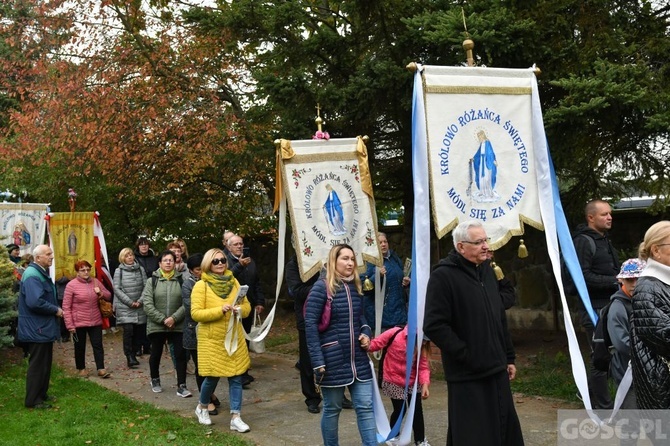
[0,203,49,255]
[276,137,382,281]
[412,64,599,431]
[423,66,543,247]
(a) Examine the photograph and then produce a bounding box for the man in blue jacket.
[17,244,62,409]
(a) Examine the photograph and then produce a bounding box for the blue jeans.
[321,380,376,446]
[199,377,219,405]
[200,375,243,414]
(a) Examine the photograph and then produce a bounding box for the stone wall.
[249,207,669,330]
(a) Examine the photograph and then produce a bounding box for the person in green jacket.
[142,250,191,398]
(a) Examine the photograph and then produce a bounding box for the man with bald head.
[17,245,62,409]
[573,199,620,410]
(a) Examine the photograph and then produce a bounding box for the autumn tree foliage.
[0,0,275,248]
[0,0,669,250]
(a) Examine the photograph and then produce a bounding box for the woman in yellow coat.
[191,248,252,430]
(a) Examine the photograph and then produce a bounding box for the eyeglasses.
[461,238,490,246]
[212,258,227,265]
[231,242,244,247]
[161,259,174,263]
[78,268,91,272]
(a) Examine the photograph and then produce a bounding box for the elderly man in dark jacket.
[17,245,62,409]
[226,235,264,386]
[424,220,524,445]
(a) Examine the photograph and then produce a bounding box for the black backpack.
[592,295,628,372]
[377,327,403,387]
[561,234,596,296]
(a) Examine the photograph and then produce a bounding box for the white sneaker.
[230,416,250,433]
[386,437,399,446]
[416,441,431,446]
[195,406,211,425]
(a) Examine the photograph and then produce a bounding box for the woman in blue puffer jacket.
[305,244,374,446]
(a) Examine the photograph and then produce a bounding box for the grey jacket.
[113,262,148,325]
[182,275,198,350]
[607,289,632,384]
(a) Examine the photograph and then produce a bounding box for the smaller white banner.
[0,203,49,255]
[281,138,382,281]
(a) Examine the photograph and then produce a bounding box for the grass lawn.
[511,349,580,402]
[0,350,252,446]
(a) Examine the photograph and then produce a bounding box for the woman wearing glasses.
[305,244,375,446]
[190,248,252,431]
[63,260,112,378]
[142,250,191,397]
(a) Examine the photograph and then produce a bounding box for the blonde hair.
[175,238,189,257]
[325,244,362,295]
[118,247,134,264]
[201,248,226,274]
[638,221,670,261]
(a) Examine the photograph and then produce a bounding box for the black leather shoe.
[307,404,320,414]
[242,373,255,387]
[127,355,140,368]
[342,397,353,409]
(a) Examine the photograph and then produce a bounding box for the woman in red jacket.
[63,260,112,378]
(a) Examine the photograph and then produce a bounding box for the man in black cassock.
[424,220,524,445]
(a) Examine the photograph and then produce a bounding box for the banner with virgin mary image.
[411,64,604,422]
[0,203,49,255]
[423,66,544,248]
[275,136,382,281]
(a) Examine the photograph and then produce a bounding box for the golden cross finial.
[315,103,323,131]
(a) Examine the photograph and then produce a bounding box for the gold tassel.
[363,276,374,291]
[518,239,528,258]
[491,261,504,280]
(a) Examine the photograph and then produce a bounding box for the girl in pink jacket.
[369,326,431,446]
[63,260,112,378]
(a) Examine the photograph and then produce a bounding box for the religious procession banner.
[0,203,49,255]
[411,64,604,423]
[275,137,382,281]
[48,212,95,280]
[422,66,543,248]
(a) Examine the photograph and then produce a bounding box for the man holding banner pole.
[424,220,523,445]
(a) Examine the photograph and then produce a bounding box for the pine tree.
[0,245,18,349]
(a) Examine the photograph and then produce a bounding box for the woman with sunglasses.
[142,250,191,397]
[190,248,252,431]
[63,260,112,378]
[304,244,374,446]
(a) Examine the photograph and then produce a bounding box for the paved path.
[53,332,576,445]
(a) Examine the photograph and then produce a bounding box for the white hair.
[32,244,49,257]
[227,235,243,248]
[452,220,484,249]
